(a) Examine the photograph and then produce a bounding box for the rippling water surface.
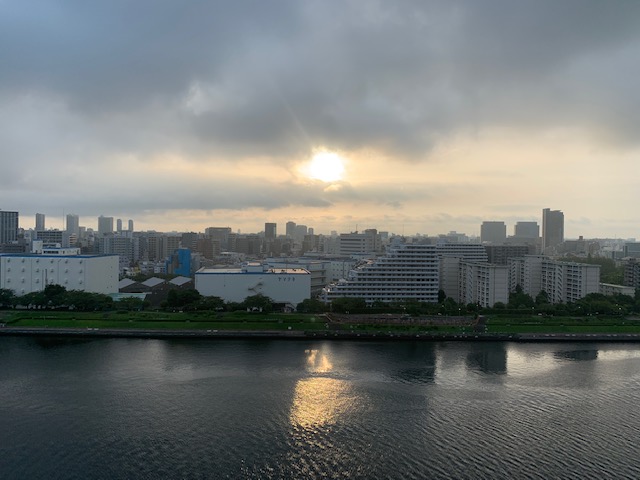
[1,337,640,479]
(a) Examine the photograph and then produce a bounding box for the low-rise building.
[195,263,310,306]
[0,253,118,295]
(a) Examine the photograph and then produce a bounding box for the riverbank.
[3,325,640,342]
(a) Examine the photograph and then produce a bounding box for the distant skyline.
[2,2,640,238]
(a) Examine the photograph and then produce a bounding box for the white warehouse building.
[0,253,119,295]
[195,263,311,306]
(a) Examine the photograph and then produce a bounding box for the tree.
[535,290,550,305]
[296,298,327,313]
[198,296,226,311]
[43,284,67,308]
[437,289,447,304]
[330,297,367,314]
[508,290,534,309]
[17,291,47,309]
[0,288,16,309]
[242,294,273,313]
[166,289,202,309]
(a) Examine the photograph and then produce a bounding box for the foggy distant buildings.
[480,221,506,244]
[66,214,80,236]
[514,221,539,239]
[98,215,114,235]
[338,230,381,256]
[0,210,19,244]
[542,208,564,253]
[35,213,45,232]
[264,222,277,240]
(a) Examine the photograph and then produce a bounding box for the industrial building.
[195,263,311,306]
[0,253,118,295]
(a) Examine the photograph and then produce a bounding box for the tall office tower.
[128,219,134,232]
[116,218,123,232]
[480,221,507,244]
[98,215,114,235]
[35,213,45,231]
[308,227,314,235]
[286,221,296,238]
[542,208,564,252]
[514,221,539,239]
[294,225,308,242]
[0,210,19,244]
[66,214,80,236]
[264,222,277,240]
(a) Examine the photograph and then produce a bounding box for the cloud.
[2,1,640,235]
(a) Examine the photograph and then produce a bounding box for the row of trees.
[3,284,639,317]
[0,286,280,314]
[0,285,116,312]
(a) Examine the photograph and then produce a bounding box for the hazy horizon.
[3,1,640,238]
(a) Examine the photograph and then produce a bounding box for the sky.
[2,1,640,239]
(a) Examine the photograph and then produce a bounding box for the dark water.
[1,337,640,479]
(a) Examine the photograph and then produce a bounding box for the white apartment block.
[436,243,488,262]
[509,255,600,304]
[322,240,439,305]
[0,253,119,295]
[459,262,509,307]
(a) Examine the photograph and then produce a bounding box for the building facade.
[480,221,507,244]
[195,263,311,305]
[542,208,564,253]
[0,253,118,295]
[0,210,19,244]
[509,255,599,304]
[322,240,439,305]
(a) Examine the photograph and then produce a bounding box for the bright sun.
[307,151,345,182]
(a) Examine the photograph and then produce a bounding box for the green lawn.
[2,310,329,331]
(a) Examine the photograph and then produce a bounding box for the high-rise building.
[0,210,19,244]
[205,227,232,250]
[116,218,123,232]
[542,208,564,252]
[66,214,80,236]
[35,213,45,232]
[480,221,506,244]
[339,230,381,256]
[514,221,539,239]
[98,215,114,236]
[265,222,277,240]
[286,221,296,238]
[128,219,134,232]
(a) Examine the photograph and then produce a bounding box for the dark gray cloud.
[3,0,640,160]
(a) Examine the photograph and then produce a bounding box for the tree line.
[2,284,639,317]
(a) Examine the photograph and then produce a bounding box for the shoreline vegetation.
[2,310,640,342]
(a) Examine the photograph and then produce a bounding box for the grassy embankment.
[2,311,640,335]
[484,315,640,334]
[0,310,328,331]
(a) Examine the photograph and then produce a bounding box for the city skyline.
[2,2,640,238]
[3,207,636,241]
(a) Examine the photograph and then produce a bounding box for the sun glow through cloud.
[306,151,345,182]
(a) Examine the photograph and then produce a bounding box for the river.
[1,337,639,479]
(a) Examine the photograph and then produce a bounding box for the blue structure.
[166,248,192,276]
